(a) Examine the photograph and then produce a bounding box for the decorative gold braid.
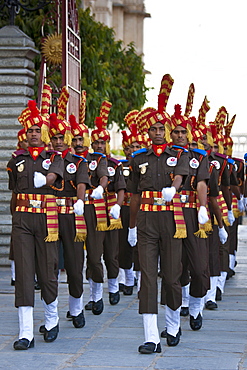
[190,175,196,191]
[70,180,77,190]
[50,179,64,191]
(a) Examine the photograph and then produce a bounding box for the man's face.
[19,139,28,151]
[201,134,211,151]
[51,134,68,152]
[92,139,106,154]
[26,125,43,147]
[130,141,141,153]
[171,125,188,147]
[123,145,132,160]
[148,122,165,145]
[211,144,219,153]
[71,135,87,153]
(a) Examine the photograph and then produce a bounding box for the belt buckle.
[56,198,66,206]
[180,194,189,203]
[153,197,165,206]
[29,200,42,208]
[84,194,89,202]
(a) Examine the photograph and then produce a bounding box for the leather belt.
[141,197,172,206]
[16,199,46,208]
[56,198,74,207]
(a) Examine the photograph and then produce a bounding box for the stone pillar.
[0,25,39,266]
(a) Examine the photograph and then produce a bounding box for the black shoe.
[11,279,15,286]
[138,342,161,354]
[216,287,222,301]
[72,310,85,328]
[39,325,45,334]
[205,300,218,310]
[92,299,104,315]
[109,291,120,305]
[44,324,59,342]
[167,330,181,346]
[123,286,133,295]
[134,277,137,286]
[226,268,235,279]
[13,338,34,350]
[66,310,73,320]
[119,283,125,292]
[161,327,181,339]
[190,313,202,331]
[85,301,93,310]
[180,307,189,316]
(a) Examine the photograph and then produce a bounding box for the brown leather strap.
[16,199,46,208]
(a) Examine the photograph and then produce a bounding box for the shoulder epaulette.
[171,145,189,153]
[47,150,62,156]
[227,158,235,165]
[215,153,227,159]
[191,148,207,157]
[108,157,121,166]
[119,159,128,163]
[72,154,87,162]
[131,148,148,157]
[233,157,244,163]
[12,149,26,158]
[92,151,106,158]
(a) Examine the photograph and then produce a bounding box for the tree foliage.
[0,2,149,129]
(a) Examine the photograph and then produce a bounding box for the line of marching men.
[6,76,247,353]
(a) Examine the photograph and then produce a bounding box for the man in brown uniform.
[128,74,189,354]
[85,103,126,312]
[7,96,64,350]
[47,90,91,329]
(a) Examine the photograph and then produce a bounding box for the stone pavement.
[0,225,247,370]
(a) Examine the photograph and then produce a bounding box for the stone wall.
[0,25,39,265]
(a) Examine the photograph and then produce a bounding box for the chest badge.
[189,158,199,169]
[167,157,177,166]
[66,163,77,174]
[211,160,220,170]
[17,163,24,172]
[123,167,130,177]
[108,166,115,177]
[140,166,147,174]
[42,159,51,170]
[89,160,97,171]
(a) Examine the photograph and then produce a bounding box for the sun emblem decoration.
[41,33,62,65]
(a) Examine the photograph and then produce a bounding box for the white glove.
[73,199,84,216]
[109,204,121,219]
[218,226,228,244]
[237,197,244,213]
[128,227,137,247]
[34,172,46,188]
[243,197,247,211]
[91,185,104,199]
[161,186,176,202]
[198,206,209,224]
[227,210,235,226]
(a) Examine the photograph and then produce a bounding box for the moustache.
[75,145,83,150]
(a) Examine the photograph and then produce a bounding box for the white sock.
[182,283,190,307]
[166,306,181,337]
[137,271,141,292]
[69,294,83,316]
[124,268,135,286]
[217,271,227,293]
[42,298,59,331]
[118,268,125,285]
[108,278,118,293]
[11,260,15,281]
[18,306,33,341]
[88,278,93,301]
[91,281,103,302]
[205,276,218,303]
[143,313,160,344]
[189,296,203,318]
[229,253,236,270]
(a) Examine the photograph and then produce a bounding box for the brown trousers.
[137,210,182,314]
[118,205,133,269]
[84,204,119,283]
[179,208,210,297]
[12,212,59,307]
[58,214,84,298]
[207,224,221,276]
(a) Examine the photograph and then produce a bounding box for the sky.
[143,0,247,134]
